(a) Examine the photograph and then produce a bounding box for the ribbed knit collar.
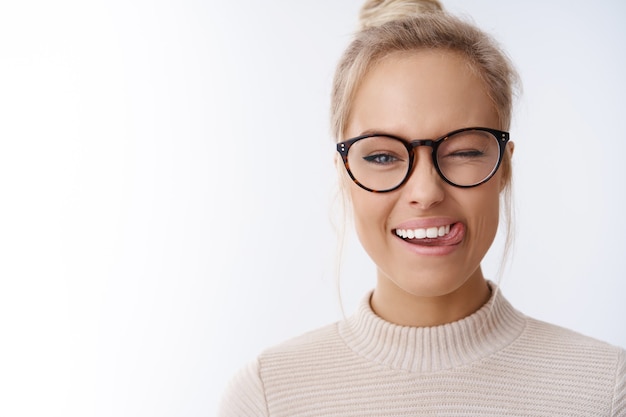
[338,284,526,373]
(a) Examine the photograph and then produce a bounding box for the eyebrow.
[358,128,403,138]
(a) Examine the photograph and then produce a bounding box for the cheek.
[467,182,502,241]
[349,186,373,228]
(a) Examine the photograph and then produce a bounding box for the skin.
[343,49,513,327]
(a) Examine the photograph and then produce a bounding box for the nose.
[401,146,445,210]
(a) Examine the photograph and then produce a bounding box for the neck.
[370,272,491,327]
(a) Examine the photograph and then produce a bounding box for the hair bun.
[358,0,443,30]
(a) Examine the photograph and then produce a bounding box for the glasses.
[336,127,510,193]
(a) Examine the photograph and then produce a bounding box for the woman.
[219,1,626,415]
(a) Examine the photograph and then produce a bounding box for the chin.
[380,264,482,299]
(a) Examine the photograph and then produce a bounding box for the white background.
[1,1,625,416]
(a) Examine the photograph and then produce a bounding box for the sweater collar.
[338,284,526,373]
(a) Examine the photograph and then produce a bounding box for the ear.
[335,153,351,181]
[507,141,515,157]
[334,153,343,169]
[333,154,354,214]
[499,141,514,191]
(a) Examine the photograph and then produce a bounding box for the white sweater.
[219,289,626,416]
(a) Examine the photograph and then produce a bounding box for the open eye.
[352,136,408,167]
[362,153,402,165]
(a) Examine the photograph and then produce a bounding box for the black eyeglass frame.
[336,127,510,193]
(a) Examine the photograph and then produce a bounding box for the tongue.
[406,237,449,246]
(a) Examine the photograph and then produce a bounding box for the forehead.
[348,50,498,138]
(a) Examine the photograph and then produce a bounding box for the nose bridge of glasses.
[408,140,437,163]
[409,139,436,151]
[403,139,445,200]
[406,139,438,179]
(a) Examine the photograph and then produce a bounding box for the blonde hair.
[332,1,519,138]
[331,0,519,295]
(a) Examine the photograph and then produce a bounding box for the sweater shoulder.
[524,315,622,352]
[218,360,268,417]
[519,318,626,415]
[259,321,343,359]
[255,321,362,387]
[217,323,344,417]
[510,315,625,380]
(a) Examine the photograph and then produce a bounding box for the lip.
[392,218,465,256]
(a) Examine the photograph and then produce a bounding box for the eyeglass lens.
[346,130,500,191]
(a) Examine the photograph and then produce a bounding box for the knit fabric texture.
[219,289,626,416]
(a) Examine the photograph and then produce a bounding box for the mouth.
[394,223,462,246]
[395,224,451,239]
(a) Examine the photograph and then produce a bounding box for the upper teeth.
[395,225,451,239]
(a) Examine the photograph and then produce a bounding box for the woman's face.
[344,50,508,302]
